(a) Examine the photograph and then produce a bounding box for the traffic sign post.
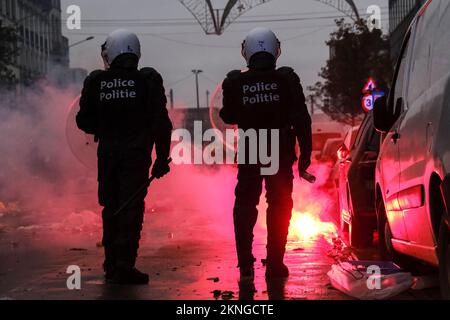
[361,78,384,112]
[362,94,374,112]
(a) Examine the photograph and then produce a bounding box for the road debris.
[327,238,353,262]
[221,291,234,300]
[210,290,235,300]
[211,290,221,299]
[328,261,413,300]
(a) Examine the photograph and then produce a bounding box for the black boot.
[239,265,255,282]
[104,264,116,281]
[266,231,289,279]
[265,263,289,279]
[103,246,116,281]
[266,251,289,279]
[110,267,149,285]
[112,241,144,284]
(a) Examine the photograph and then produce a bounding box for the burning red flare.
[289,210,337,243]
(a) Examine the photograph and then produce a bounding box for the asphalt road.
[0,165,442,300]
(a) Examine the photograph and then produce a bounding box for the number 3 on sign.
[362,94,374,112]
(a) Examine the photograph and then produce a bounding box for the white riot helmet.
[241,27,281,64]
[101,29,141,67]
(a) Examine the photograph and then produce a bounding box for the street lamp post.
[192,69,203,109]
[69,36,95,48]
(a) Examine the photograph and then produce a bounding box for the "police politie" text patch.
[242,82,280,105]
[100,78,137,101]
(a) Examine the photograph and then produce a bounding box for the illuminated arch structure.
[178,0,361,35]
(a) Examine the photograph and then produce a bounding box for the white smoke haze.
[0,84,95,208]
[0,83,101,247]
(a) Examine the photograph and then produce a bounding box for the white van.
[373,0,450,298]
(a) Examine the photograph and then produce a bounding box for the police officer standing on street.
[76,29,173,285]
[220,27,313,280]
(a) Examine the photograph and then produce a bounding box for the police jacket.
[76,54,172,161]
[220,53,312,168]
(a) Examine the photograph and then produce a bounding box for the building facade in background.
[389,0,426,61]
[0,0,69,85]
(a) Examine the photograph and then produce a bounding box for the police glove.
[298,158,311,177]
[152,158,171,179]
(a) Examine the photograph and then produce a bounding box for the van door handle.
[391,132,401,144]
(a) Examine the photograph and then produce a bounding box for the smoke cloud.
[0,82,337,251]
[0,84,96,210]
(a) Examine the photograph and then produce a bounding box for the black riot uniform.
[220,52,312,278]
[76,54,172,283]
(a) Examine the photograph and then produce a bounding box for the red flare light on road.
[289,210,337,243]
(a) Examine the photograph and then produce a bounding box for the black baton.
[113,158,172,217]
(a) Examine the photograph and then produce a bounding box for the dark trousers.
[234,164,294,268]
[98,147,152,270]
